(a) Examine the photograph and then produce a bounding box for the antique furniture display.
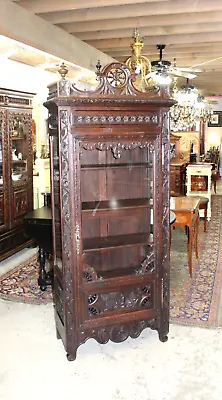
[45,62,174,361]
[0,88,34,262]
[170,196,200,278]
[24,204,52,291]
[186,163,212,219]
[170,161,186,196]
[201,146,220,193]
[171,130,200,162]
[195,197,209,232]
[170,134,186,196]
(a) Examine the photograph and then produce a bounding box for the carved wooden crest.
[57,62,172,99]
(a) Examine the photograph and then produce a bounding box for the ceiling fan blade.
[177,67,204,73]
[170,68,196,79]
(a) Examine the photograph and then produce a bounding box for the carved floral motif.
[161,111,171,336]
[14,190,28,218]
[79,319,157,345]
[87,284,152,317]
[72,114,158,125]
[59,109,76,352]
[81,141,153,159]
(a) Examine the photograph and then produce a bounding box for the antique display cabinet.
[45,62,174,361]
[0,88,34,261]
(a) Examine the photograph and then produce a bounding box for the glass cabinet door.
[80,142,155,280]
[9,111,29,185]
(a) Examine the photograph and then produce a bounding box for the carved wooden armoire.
[0,88,34,262]
[45,63,174,361]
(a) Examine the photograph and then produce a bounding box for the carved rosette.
[69,62,161,97]
[79,319,157,345]
[160,111,170,336]
[86,284,153,317]
[59,109,76,351]
[72,114,158,125]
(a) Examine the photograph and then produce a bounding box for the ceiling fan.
[150,44,203,81]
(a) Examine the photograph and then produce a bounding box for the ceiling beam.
[37,0,222,24]
[107,45,222,58]
[86,32,222,49]
[15,0,169,14]
[61,11,222,33]
[76,23,222,41]
[115,52,222,63]
[0,1,115,73]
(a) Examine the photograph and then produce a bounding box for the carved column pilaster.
[159,110,170,340]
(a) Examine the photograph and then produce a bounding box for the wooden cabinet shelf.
[82,198,152,214]
[45,62,173,360]
[83,232,153,252]
[81,162,153,170]
[82,267,155,290]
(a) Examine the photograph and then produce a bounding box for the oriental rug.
[0,195,222,328]
[170,195,222,328]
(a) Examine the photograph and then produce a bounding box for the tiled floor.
[0,180,222,400]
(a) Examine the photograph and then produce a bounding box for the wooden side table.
[170,196,200,278]
[186,163,212,220]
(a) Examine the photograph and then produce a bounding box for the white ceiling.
[7,0,222,95]
[0,35,98,86]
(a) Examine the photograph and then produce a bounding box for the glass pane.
[80,144,154,278]
[10,113,28,185]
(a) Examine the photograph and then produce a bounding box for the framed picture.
[208,111,222,127]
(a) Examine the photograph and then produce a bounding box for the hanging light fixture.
[170,78,213,131]
[195,95,214,123]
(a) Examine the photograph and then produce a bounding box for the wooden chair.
[187,196,209,232]
[198,197,209,232]
[202,146,220,193]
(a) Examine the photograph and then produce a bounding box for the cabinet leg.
[158,332,168,342]
[66,352,77,362]
[38,247,47,291]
